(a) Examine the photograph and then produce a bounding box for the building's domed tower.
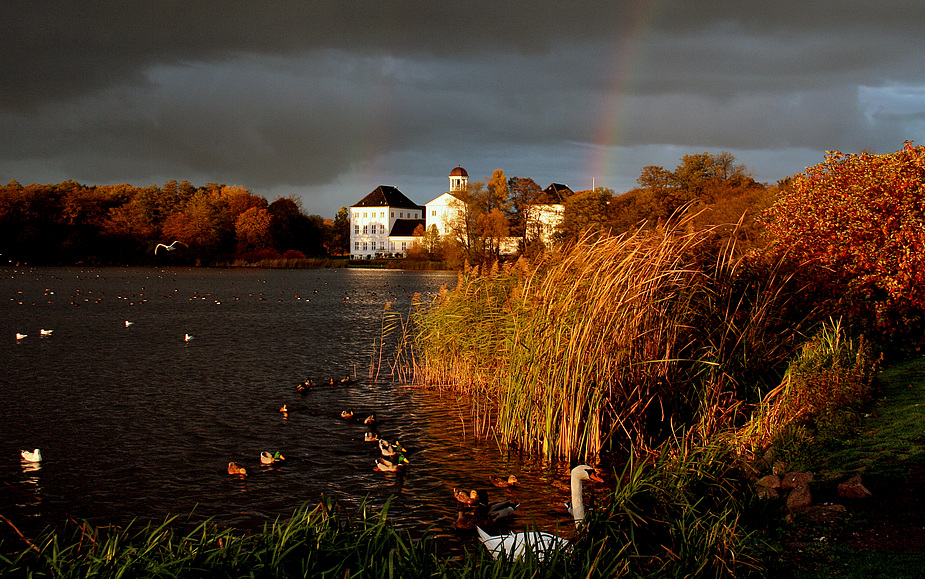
[449,166,468,193]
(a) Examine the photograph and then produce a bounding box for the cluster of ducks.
[227,450,285,476]
[335,409,410,472]
[14,329,53,340]
[295,375,353,392]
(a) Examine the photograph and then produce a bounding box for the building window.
[380,225,386,234]
[380,211,384,218]
[390,241,395,251]
[401,242,407,250]
[354,242,359,250]
[400,212,404,218]
[363,225,368,234]
[363,212,367,218]
[432,210,436,216]
[362,242,368,251]
[391,212,394,217]
[354,225,359,234]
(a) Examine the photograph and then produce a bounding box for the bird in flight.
[155,241,186,255]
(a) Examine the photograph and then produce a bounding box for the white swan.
[21,449,42,462]
[476,526,569,561]
[155,240,186,255]
[565,464,604,524]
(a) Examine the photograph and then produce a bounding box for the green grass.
[767,356,925,578]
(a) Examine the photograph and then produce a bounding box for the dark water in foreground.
[0,267,595,550]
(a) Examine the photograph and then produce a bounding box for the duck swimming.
[453,488,480,505]
[260,451,285,465]
[20,449,42,462]
[227,462,247,476]
[489,474,518,488]
[340,410,355,419]
[364,431,379,442]
[363,413,378,426]
[374,456,406,472]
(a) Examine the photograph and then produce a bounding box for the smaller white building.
[425,166,469,237]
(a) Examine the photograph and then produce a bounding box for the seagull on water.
[125,320,134,327]
[21,449,42,462]
[184,333,194,342]
[40,329,53,336]
[15,333,26,340]
[155,240,186,255]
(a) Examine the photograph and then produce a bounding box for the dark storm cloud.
[2,1,924,214]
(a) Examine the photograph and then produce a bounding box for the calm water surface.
[0,267,595,549]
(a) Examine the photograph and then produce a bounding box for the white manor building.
[349,166,569,259]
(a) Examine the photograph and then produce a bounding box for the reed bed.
[406,224,802,461]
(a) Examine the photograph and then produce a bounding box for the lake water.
[0,267,594,550]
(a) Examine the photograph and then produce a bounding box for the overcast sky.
[2,1,923,217]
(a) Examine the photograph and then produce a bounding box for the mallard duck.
[364,431,379,442]
[340,375,352,384]
[227,462,247,476]
[379,439,404,458]
[564,464,604,524]
[279,404,289,413]
[20,449,42,462]
[363,413,378,425]
[454,488,480,505]
[260,451,285,465]
[488,501,520,522]
[340,410,354,419]
[476,526,569,561]
[374,456,406,472]
[489,474,518,488]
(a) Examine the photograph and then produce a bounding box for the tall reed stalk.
[405,222,802,462]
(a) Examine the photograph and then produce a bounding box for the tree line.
[409,152,781,266]
[0,179,350,265]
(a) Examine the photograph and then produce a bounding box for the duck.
[454,488,480,505]
[280,404,289,413]
[340,375,353,384]
[363,413,378,426]
[378,439,405,458]
[374,456,406,472]
[227,462,247,476]
[476,526,569,561]
[340,410,355,420]
[488,501,520,523]
[489,474,518,488]
[20,449,42,462]
[564,464,604,524]
[364,431,379,442]
[260,451,285,465]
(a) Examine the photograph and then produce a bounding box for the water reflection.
[0,267,601,550]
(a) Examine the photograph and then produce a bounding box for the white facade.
[349,185,423,259]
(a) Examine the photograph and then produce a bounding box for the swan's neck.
[570,475,586,523]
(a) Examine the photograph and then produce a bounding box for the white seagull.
[40,329,53,336]
[15,333,27,340]
[184,333,194,342]
[125,320,134,327]
[21,449,42,462]
[155,240,186,255]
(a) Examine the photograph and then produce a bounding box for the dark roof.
[389,218,426,237]
[353,185,421,209]
[540,183,573,204]
[449,166,468,177]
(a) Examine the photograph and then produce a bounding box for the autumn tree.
[326,206,350,256]
[557,187,617,243]
[235,206,273,254]
[763,142,925,344]
[507,176,542,237]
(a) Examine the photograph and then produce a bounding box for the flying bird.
[155,241,186,255]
